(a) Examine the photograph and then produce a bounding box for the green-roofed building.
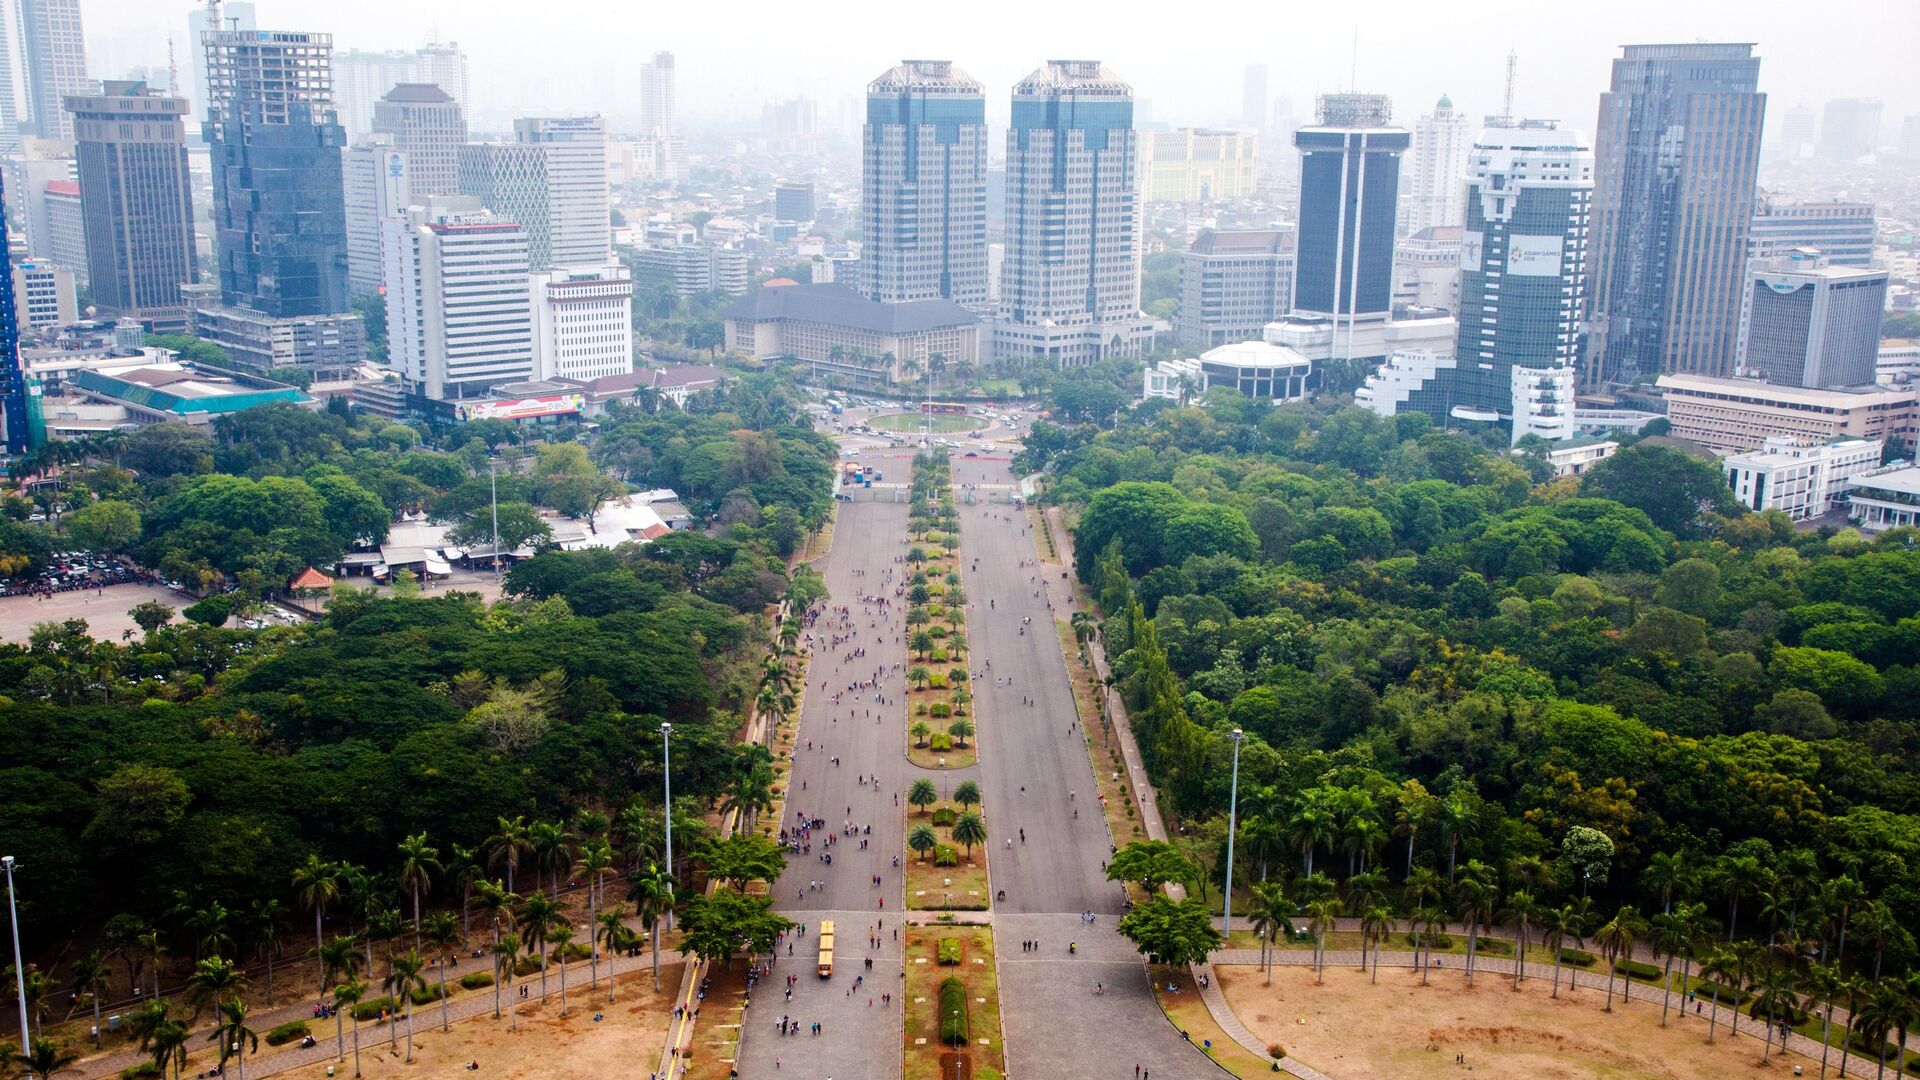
[66,360,313,425]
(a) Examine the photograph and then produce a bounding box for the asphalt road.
[950,455,1211,1080]
[733,451,914,1080]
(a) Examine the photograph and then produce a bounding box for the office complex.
[1358,120,1592,444]
[1137,128,1258,202]
[859,59,989,311]
[200,27,362,374]
[457,116,609,270]
[371,83,465,196]
[1736,251,1888,389]
[1584,43,1765,390]
[1749,198,1875,267]
[997,60,1152,367]
[723,282,982,386]
[1820,98,1882,161]
[20,0,87,142]
[1404,95,1471,236]
[65,81,198,328]
[1291,92,1408,365]
[333,40,470,140]
[1174,229,1293,348]
[774,181,815,223]
[532,264,634,383]
[1724,437,1884,521]
[383,196,534,400]
[11,257,75,330]
[641,52,674,140]
[1656,373,1916,453]
[341,135,411,298]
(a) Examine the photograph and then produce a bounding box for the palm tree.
[908,779,937,814]
[494,934,523,1032]
[953,781,981,810]
[1717,855,1771,941]
[1752,966,1799,1060]
[395,832,442,948]
[186,956,248,1018]
[1288,805,1334,878]
[473,880,518,954]
[1436,794,1478,879]
[1803,963,1843,1079]
[519,892,561,1000]
[1594,906,1642,1012]
[549,925,576,1016]
[316,934,361,991]
[1412,905,1446,985]
[1306,900,1340,983]
[149,1018,189,1080]
[69,952,109,1049]
[11,1040,78,1079]
[947,719,974,748]
[1539,905,1573,998]
[1645,850,1690,916]
[628,862,673,993]
[528,820,578,899]
[332,978,367,1078]
[291,855,341,989]
[488,816,534,894]
[1247,880,1290,985]
[1650,910,1687,1026]
[445,843,482,937]
[1852,978,1906,1079]
[1501,889,1539,989]
[596,903,630,1002]
[1700,949,1737,1044]
[1451,860,1496,986]
[209,1000,257,1080]
[579,840,613,992]
[384,950,427,1061]
[422,912,462,1033]
[952,811,987,858]
[1361,906,1396,984]
[908,823,938,861]
[247,899,286,1005]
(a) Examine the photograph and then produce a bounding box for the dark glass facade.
[207,100,352,318]
[0,171,24,451]
[1293,128,1407,316]
[70,85,198,324]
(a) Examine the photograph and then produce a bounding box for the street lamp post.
[660,723,674,926]
[4,855,28,1062]
[1221,728,1245,939]
[488,457,501,580]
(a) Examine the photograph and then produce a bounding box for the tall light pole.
[1221,728,1245,939]
[4,855,28,1062]
[660,722,674,926]
[488,457,501,580]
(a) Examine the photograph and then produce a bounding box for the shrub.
[933,844,959,867]
[916,703,929,715]
[1405,931,1452,950]
[929,733,953,752]
[939,977,969,1045]
[459,972,495,990]
[930,702,952,718]
[937,938,962,965]
[558,941,592,961]
[1558,948,1597,967]
[352,996,396,1021]
[264,1021,311,1046]
[1613,958,1662,981]
[120,1065,163,1080]
[411,983,444,1005]
[1472,937,1512,956]
[929,674,949,690]
[1689,979,1749,1005]
[931,807,957,826]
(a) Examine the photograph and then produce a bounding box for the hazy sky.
[84,0,1920,137]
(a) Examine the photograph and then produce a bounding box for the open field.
[868,412,977,434]
[0,582,190,641]
[1218,963,1822,1080]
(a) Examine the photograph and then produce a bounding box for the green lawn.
[868,412,977,434]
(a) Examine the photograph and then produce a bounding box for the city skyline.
[74,0,1920,137]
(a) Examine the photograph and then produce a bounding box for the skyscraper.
[20,0,88,142]
[0,170,25,451]
[1736,251,1887,389]
[383,195,533,400]
[332,41,470,140]
[0,1,33,148]
[341,134,410,298]
[641,51,674,140]
[997,60,1152,368]
[1242,63,1268,131]
[860,59,988,310]
[1583,43,1765,391]
[1820,98,1883,161]
[1404,95,1471,235]
[1292,93,1408,341]
[371,83,465,196]
[186,1,256,129]
[457,116,610,271]
[65,81,199,328]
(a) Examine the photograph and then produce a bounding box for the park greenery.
[0,374,831,1059]
[1050,390,1920,1067]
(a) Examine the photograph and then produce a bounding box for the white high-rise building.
[19,0,87,142]
[532,263,633,382]
[371,83,465,196]
[1404,94,1471,236]
[414,41,469,118]
[383,195,534,400]
[860,59,989,311]
[342,135,411,298]
[458,116,610,271]
[640,51,674,139]
[996,60,1153,368]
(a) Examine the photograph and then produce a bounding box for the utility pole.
[4,856,29,1064]
[1222,729,1245,938]
[660,722,674,927]
[488,457,501,579]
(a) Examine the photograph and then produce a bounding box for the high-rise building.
[1391,226,1463,314]
[0,0,35,147]
[1904,114,1920,160]
[1137,128,1258,202]
[3,154,72,258]
[1820,98,1882,161]
[383,195,533,400]
[1749,198,1876,267]
[1583,43,1765,391]
[0,171,26,451]
[1779,105,1817,162]
[532,263,633,382]
[341,135,410,298]
[65,80,198,328]
[457,118,609,271]
[42,179,85,284]
[186,2,255,129]
[1174,229,1293,348]
[1404,95,1472,236]
[1358,120,1592,444]
[859,59,989,311]
[1292,92,1408,362]
[1242,63,1267,130]
[1736,250,1888,389]
[641,51,674,140]
[19,0,87,142]
[371,83,465,196]
[774,180,814,223]
[11,256,74,330]
[332,41,469,141]
[997,59,1152,367]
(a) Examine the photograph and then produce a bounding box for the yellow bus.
[817,919,835,978]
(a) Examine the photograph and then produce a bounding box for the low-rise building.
[723,283,980,388]
[1142,340,1314,402]
[629,242,749,298]
[1523,438,1619,478]
[1878,339,1919,386]
[65,359,313,425]
[191,306,368,380]
[1847,466,1920,533]
[1656,373,1918,454]
[1723,436,1884,520]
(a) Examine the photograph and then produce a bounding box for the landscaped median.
[904,452,975,769]
[904,921,1004,1080]
[904,789,990,910]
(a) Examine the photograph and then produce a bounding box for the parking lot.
[0,582,192,642]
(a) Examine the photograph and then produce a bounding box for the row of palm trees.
[1233,860,1919,1077]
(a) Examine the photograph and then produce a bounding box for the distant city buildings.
[1584,43,1765,391]
[996,60,1152,367]
[859,60,989,312]
[1173,229,1293,348]
[1403,95,1471,236]
[371,83,466,197]
[41,178,84,286]
[1748,198,1876,267]
[1736,250,1888,389]
[1820,98,1882,161]
[1137,128,1258,202]
[333,40,470,140]
[774,181,815,223]
[1242,64,1267,131]
[19,0,88,142]
[66,81,198,329]
[640,51,675,140]
[629,242,749,299]
[383,196,534,400]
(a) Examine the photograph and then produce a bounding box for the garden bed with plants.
[903,924,1003,1080]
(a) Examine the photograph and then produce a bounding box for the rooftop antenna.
[205,0,221,37]
[1502,50,1518,123]
[167,34,177,95]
